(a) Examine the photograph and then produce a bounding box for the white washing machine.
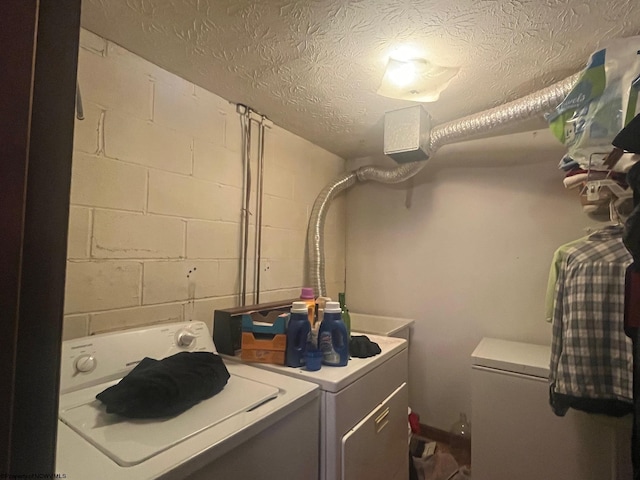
[56,321,320,480]
[471,337,632,480]
[225,333,409,480]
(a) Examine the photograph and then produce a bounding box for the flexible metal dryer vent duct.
[308,72,581,297]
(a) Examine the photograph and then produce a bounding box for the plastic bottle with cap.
[286,301,312,368]
[299,287,316,326]
[449,412,471,467]
[317,301,349,366]
[338,292,351,338]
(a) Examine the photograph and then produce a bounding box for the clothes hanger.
[584,179,632,202]
[579,152,633,231]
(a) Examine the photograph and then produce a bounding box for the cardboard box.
[241,331,286,350]
[240,348,285,365]
[213,299,294,355]
[240,332,287,365]
[241,312,287,335]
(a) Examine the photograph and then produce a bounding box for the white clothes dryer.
[224,333,409,480]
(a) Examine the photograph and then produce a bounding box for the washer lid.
[471,337,551,378]
[59,374,278,467]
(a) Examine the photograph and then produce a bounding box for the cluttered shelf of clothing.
[545,35,640,477]
[548,140,636,417]
[547,99,640,477]
[548,108,640,403]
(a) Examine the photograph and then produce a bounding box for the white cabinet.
[471,338,632,480]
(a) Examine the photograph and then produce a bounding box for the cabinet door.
[341,383,408,480]
[471,366,617,480]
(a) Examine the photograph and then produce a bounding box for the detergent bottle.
[285,301,312,367]
[317,301,349,366]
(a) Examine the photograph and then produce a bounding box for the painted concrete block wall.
[345,130,602,432]
[63,29,346,340]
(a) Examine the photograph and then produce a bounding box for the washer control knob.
[74,354,97,373]
[177,330,196,347]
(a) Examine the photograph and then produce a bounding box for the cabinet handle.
[374,407,390,433]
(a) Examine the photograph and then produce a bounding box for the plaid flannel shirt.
[550,226,634,413]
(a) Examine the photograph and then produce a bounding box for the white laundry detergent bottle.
[317,301,349,367]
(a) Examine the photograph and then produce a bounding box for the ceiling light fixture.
[386,60,418,87]
[377,56,460,102]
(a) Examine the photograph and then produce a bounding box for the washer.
[56,321,320,480]
[224,333,409,480]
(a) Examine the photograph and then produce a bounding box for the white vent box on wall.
[384,105,431,163]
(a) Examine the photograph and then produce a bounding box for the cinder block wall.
[63,29,346,339]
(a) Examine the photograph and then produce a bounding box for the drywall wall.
[63,29,346,339]
[345,129,603,431]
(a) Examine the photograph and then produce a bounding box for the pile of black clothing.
[349,335,381,358]
[96,351,230,418]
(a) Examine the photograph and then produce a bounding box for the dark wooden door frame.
[1,0,81,475]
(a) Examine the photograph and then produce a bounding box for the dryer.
[225,333,409,480]
[56,321,320,480]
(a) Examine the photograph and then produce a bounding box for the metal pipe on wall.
[253,114,267,304]
[238,105,252,306]
[307,72,581,297]
[76,81,84,120]
[237,104,271,306]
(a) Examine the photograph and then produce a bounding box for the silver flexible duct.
[308,72,581,297]
[428,73,580,152]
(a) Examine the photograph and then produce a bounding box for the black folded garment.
[624,161,640,261]
[349,335,382,358]
[96,351,230,418]
[613,113,640,154]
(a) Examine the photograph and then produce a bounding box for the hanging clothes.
[544,235,589,323]
[618,114,640,480]
[625,264,640,479]
[549,225,634,417]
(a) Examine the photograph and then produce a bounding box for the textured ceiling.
[81,0,640,159]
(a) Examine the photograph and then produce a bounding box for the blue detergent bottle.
[318,301,349,366]
[286,301,312,367]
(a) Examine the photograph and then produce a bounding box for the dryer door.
[341,383,408,480]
